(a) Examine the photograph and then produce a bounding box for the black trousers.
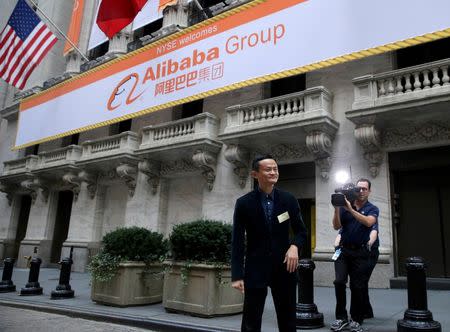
[351,248,379,318]
[334,246,371,324]
[241,270,297,332]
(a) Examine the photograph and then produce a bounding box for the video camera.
[331,183,362,207]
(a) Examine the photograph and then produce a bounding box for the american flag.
[0,0,58,90]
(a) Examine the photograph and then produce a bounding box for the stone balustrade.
[3,155,38,176]
[223,86,332,135]
[37,145,82,168]
[80,131,139,161]
[352,58,450,110]
[140,113,220,150]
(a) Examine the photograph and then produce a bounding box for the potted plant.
[89,226,168,307]
[163,219,244,317]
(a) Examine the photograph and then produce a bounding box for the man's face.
[356,180,370,202]
[253,158,279,187]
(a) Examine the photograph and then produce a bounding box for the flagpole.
[26,0,89,62]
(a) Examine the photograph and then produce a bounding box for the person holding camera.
[231,154,307,332]
[330,178,379,332]
[334,223,379,320]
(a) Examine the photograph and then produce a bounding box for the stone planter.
[163,261,244,317]
[91,262,163,307]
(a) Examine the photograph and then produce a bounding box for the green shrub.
[102,226,168,262]
[169,219,232,264]
[88,226,168,282]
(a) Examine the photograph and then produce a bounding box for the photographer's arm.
[344,198,376,227]
[332,207,342,230]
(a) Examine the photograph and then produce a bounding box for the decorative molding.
[354,124,383,177]
[20,177,49,204]
[160,159,197,176]
[138,159,161,195]
[78,171,97,199]
[62,171,81,200]
[306,132,333,180]
[383,122,450,148]
[116,163,138,197]
[224,144,249,188]
[258,144,307,162]
[0,182,15,206]
[192,150,218,191]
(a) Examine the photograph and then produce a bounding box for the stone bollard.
[20,257,43,295]
[397,257,441,332]
[296,258,324,329]
[0,258,16,293]
[51,247,75,299]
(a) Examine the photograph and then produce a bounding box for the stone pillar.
[65,51,83,74]
[63,173,103,272]
[123,160,161,230]
[0,193,20,259]
[17,187,56,268]
[108,27,132,55]
[162,0,190,28]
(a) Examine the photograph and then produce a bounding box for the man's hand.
[284,245,299,273]
[343,197,353,211]
[232,280,244,293]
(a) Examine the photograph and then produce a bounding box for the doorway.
[50,191,73,263]
[277,162,316,259]
[12,195,32,259]
[390,146,450,278]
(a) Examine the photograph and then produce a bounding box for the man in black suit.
[231,154,308,332]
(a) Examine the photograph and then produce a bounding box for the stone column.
[123,160,162,230]
[0,193,20,259]
[62,171,103,272]
[108,27,132,55]
[17,186,56,268]
[162,0,190,28]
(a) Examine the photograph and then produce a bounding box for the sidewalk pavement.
[0,268,449,332]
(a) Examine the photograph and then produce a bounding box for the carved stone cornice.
[192,150,218,191]
[116,163,138,197]
[78,171,97,199]
[224,144,249,188]
[138,159,161,195]
[62,171,81,200]
[20,176,49,204]
[306,131,333,180]
[354,124,383,177]
[0,182,16,206]
[160,159,197,176]
[383,121,450,148]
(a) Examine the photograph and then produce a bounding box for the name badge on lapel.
[277,211,290,223]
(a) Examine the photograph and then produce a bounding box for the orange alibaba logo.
[107,73,145,111]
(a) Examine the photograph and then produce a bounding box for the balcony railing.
[223,86,333,136]
[80,131,139,161]
[2,155,38,176]
[352,58,450,110]
[37,145,82,168]
[140,113,220,150]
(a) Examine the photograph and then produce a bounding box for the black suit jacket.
[231,187,307,288]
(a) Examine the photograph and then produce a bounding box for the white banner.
[88,0,162,50]
[16,0,450,148]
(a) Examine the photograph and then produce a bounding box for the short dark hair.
[251,154,276,172]
[357,178,371,189]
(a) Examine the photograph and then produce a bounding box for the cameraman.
[330,178,379,332]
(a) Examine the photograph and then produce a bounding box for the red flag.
[96,0,149,39]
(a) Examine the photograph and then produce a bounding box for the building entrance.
[50,191,73,263]
[12,195,32,260]
[277,162,316,259]
[390,146,450,279]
